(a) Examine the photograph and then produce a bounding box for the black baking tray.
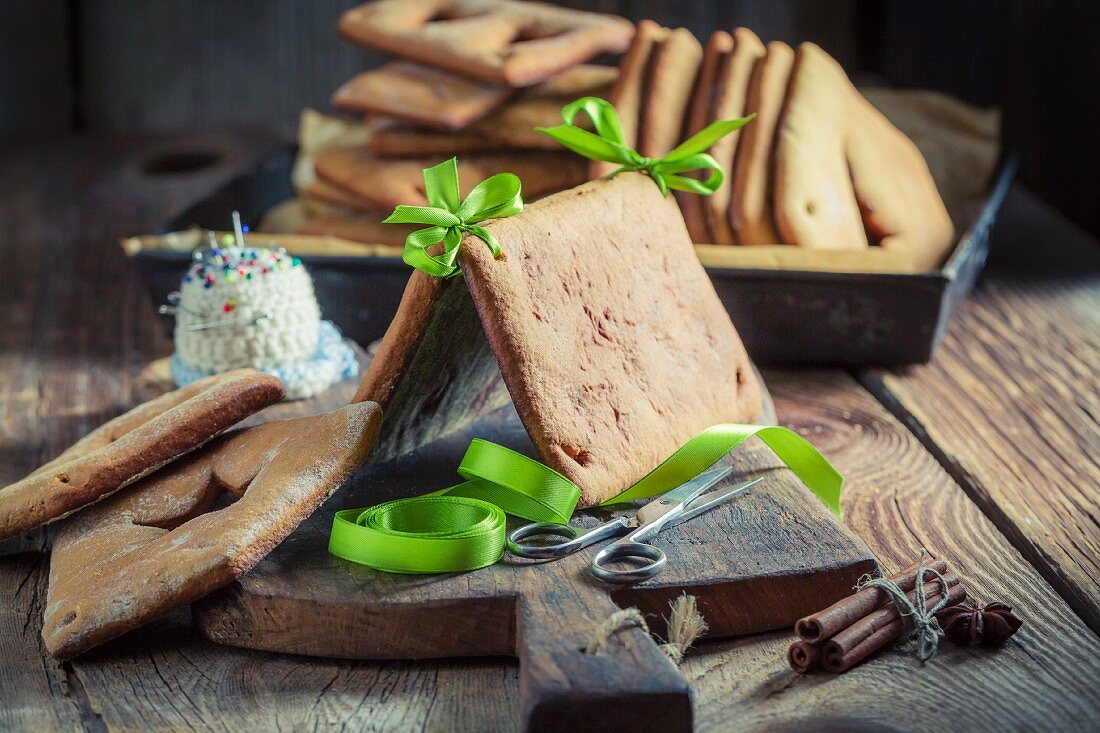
[135,147,1016,367]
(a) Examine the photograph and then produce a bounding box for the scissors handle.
[590,539,667,584]
[507,517,632,559]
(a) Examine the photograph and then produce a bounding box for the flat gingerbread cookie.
[704,28,765,244]
[637,28,703,158]
[302,178,379,212]
[732,40,795,245]
[338,0,633,87]
[369,64,617,155]
[774,43,953,263]
[460,172,762,505]
[296,210,415,246]
[469,64,617,150]
[676,30,733,243]
[314,147,586,210]
[369,122,503,158]
[332,62,513,130]
[773,43,867,250]
[0,371,284,542]
[594,20,668,178]
[847,84,955,269]
[43,402,382,659]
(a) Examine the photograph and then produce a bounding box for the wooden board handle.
[516,584,692,733]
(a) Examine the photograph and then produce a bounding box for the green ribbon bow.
[383,157,523,278]
[329,424,843,574]
[536,96,755,197]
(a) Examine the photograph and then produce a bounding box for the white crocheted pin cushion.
[171,320,358,400]
[170,246,357,400]
[175,246,321,371]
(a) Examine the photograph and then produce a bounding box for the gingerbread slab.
[338,0,633,87]
[0,371,284,542]
[460,172,762,505]
[43,401,381,659]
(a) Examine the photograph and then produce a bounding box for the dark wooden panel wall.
[74,0,384,137]
[858,0,1099,242]
[0,0,1094,238]
[0,0,73,135]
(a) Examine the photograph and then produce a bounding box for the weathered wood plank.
[863,189,1100,632]
[1,541,521,732]
[683,370,1100,732]
[0,555,88,732]
[70,612,520,732]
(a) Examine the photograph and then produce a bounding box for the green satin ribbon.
[536,96,755,197]
[382,157,523,278]
[329,424,842,574]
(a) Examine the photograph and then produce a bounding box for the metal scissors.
[507,467,761,584]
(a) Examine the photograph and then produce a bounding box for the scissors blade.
[635,467,734,526]
[670,476,763,527]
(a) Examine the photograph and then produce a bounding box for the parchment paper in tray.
[861,88,1001,228]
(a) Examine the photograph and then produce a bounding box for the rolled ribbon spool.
[331,496,507,573]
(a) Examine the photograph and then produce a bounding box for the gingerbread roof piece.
[43,402,382,659]
[338,0,634,87]
[353,271,511,463]
[0,371,284,542]
[460,172,762,505]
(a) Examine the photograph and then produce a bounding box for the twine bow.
[857,552,951,663]
[537,96,755,197]
[383,157,523,278]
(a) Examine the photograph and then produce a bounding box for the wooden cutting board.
[190,362,876,733]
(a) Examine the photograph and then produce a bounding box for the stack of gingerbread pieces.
[295,0,634,246]
[606,21,957,271]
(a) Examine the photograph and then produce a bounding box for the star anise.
[937,602,1022,647]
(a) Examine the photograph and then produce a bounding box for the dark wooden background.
[1,0,1095,238]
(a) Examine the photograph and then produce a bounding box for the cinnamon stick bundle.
[822,575,965,673]
[795,560,949,642]
[787,558,966,674]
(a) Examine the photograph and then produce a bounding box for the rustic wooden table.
[1,132,1097,732]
